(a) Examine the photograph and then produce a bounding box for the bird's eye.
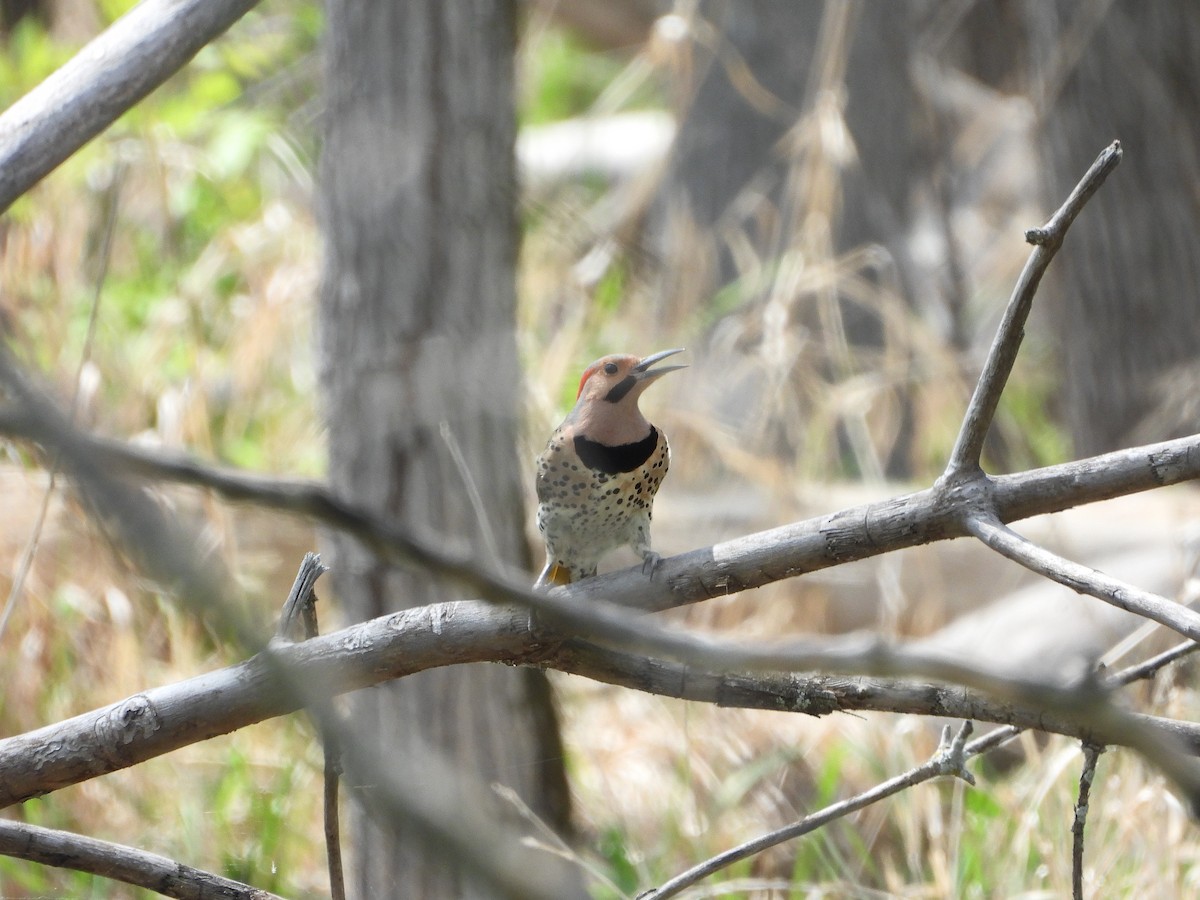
[604,362,619,375]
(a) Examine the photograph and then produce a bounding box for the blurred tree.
[951,0,1200,456]
[653,0,1200,470]
[659,1,921,319]
[317,1,574,896]
[0,0,44,32]
[1031,0,1200,455]
[654,1,927,477]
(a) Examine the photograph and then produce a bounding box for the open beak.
[632,348,687,382]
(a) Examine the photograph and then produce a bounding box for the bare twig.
[642,723,977,899]
[645,626,1195,900]
[272,554,345,900]
[967,512,1200,642]
[0,0,262,213]
[324,756,345,900]
[944,140,1122,478]
[0,818,284,900]
[1072,743,1105,900]
[1108,639,1200,686]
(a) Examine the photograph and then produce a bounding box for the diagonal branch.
[0,818,284,900]
[643,722,978,900]
[944,140,1122,478]
[1072,742,1105,899]
[4,596,1200,810]
[0,0,262,213]
[967,512,1200,642]
[2,398,1199,619]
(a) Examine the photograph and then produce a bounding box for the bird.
[535,348,686,587]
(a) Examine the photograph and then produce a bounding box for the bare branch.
[272,554,345,900]
[4,598,1200,809]
[3,339,1200,812]
[645,627,1195,900]
[1110,639,1200,684]
[643,722,978,899]
[1072,743,1105,900]
[967,512,1200,642]
[0,0,262,213]
[0,818,284,900]
[2,397,1198,619]
[945,140,1122,477]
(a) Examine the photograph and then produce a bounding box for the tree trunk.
[317,2,572,896]
[1032,0,1200,455]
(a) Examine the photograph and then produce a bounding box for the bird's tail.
[534,561,572,589]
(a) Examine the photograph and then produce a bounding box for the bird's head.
[576,348,687,404]
[570,348,686,443]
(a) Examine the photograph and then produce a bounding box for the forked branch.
[944,140,1123,478]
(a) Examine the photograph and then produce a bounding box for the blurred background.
[3,0,1200,896]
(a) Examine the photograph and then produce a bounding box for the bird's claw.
[641,551,662,580]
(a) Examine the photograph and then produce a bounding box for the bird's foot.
[641,551,663,580]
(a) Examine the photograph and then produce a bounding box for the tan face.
[566,348,685,444]
[576,355,642,404]
[575,348,687,406]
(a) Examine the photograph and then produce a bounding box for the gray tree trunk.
[317,2,572,896]
[1032,0,1200,455]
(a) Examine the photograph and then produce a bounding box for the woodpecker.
[535,348,686,587]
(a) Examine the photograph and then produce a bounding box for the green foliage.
[519,30,622,124]
[992,352,1073,470]
[593,826,641,898]
[518,27,662,125]
[0,16,74,106]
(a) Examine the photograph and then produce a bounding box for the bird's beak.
[632,348,687,382]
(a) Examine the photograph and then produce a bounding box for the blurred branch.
[0,0,261,213]
[0,818,284,900]
[2,400,1199,621]
[944,140,1122,478]
[0,357,585,900]
[4,309,1200,813]
[4,593,1200,809]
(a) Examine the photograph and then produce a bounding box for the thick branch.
[0,0,261,213]
[2,401,1198,618]
[0,601,528,807]
[4,600,1200,810]
[0,819,283,900]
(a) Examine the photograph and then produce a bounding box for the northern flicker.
[535,348,686,587]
